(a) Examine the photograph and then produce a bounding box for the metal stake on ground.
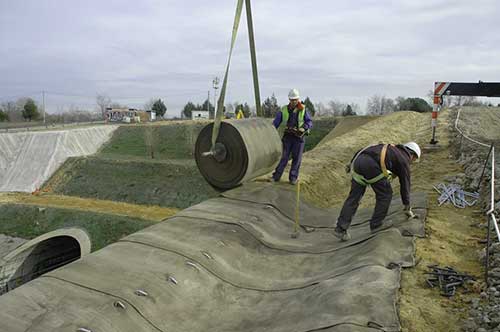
[291,180,301,239]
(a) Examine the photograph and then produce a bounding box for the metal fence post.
[486,216,491,286]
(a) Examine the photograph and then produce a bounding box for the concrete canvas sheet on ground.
[0,126,117,192]
[0,183,426,332]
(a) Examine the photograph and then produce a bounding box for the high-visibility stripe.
[434,82,446,95]
[434,82,451,96]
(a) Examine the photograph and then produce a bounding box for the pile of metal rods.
[425,265,475,297]
[433,183,479,208]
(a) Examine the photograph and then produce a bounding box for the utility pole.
[213,77,219,117]
[207,90,210,118]
[42,91,46,124]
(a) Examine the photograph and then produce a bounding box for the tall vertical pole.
[430,94,439,144]
[42,91,46,124]
[245,0,262,117]
[207,90,210,119]
[213,77,219,118]
[487,217,491,286]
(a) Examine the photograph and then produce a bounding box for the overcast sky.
[1,0,499,116]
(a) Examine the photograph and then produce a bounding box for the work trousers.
[336,153,393,230]
[272,134,305,182]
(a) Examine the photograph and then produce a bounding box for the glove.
[404,205,418,219]
[286,127,305,138]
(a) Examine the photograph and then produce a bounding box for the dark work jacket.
[352,144,412,205]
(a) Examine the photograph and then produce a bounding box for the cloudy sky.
[1,0,499,116]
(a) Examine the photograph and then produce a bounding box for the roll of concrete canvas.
[195,118,282,189]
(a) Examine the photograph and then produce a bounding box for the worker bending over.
[333,142,421,241]
[270,88,313,185]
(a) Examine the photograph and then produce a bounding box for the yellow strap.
[294,180,301,233]
[380,144,396,179]
[380,144,389,177]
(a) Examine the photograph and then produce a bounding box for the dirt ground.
[399,117,484,332]
[295,111,485,332]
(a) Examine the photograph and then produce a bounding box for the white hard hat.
[288,88,300,100]
[403,142,421,160]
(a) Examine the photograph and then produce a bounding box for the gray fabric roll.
[195,118,282,189]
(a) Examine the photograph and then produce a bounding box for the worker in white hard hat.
[270,88,313,185]
[333,142,421,241]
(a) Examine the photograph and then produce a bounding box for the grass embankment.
[43,122,219,209]
[44,119,338,208]
[304,117,339,151]
[45,157,216,209]
[98,122,206,160]
[0,204,156,251]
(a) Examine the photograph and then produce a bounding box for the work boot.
[332,227,351,241]
[289,179,297,185]
[269,177,279,183]
[370,220,394,234]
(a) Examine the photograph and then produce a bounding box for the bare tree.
[351,103,361,115]
[328,100,347,116]
[367,95,396,115]
[314,102,327,116]
[96,94,111,119]
[1,101,22,122]
[144,98,156,111]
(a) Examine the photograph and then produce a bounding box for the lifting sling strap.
[210,0,261,149]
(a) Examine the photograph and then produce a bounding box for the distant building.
[106,108,146,123]
[146,110,156,121]
[192,110,209,120]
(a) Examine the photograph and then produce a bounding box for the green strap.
[245,0,262,117]
[211,0,261,147]
[352,171,387,186]
[211,0,244,147]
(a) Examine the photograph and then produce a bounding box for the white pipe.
[492,215,500,243]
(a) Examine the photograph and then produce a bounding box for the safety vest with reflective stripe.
[279,105,305,131]
[351,144,394,186]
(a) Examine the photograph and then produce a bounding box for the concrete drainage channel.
[0,228,91,296]
[448,109,500,332]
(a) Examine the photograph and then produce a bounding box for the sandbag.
[195,118,282,189]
